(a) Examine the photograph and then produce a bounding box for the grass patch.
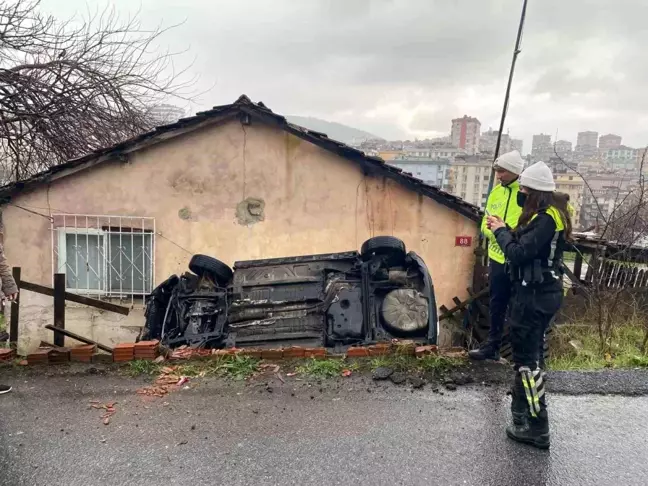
[548,322,648,370]
[126,360,163,376]
[125,355,260,380]
[296,358,358,379]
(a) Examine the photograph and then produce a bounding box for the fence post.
[53,273,65,347]
[573,252,583,281]
[9,267,20,350]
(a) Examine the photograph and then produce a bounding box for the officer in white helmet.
[486,161,572,449]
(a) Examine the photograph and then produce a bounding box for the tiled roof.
[0,95,482,222]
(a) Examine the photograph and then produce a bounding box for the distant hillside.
[286,116,384,144]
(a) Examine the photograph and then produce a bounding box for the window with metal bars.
[53,215,155,297]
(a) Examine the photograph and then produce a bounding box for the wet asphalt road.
[1,373,648,486]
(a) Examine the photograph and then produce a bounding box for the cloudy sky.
[42,0,648,152]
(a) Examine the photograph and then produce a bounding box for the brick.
[415,345,438,357]
[261,349,283,360]
[49,349,70,364]
[113,343,135,362]
[282,346,305,359]
[27,348,51,365]
[304,348,326,359]
[0,348,15,361]
[240,348,262,358]
[345,347,369,358]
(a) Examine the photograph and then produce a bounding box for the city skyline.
[40,0,648,153]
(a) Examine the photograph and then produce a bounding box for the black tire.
[360,236,406,260]
[189,254,233,285]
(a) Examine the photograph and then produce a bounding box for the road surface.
[1,372,647,485]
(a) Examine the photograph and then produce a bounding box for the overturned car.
[140,236,438,350]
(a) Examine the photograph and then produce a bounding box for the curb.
[13,341,467,367]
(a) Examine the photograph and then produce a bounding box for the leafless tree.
[0,0,194,181]
[553,145,648,352]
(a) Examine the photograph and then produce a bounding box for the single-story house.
[0,95,481,353]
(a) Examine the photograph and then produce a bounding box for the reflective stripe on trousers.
[519,366,543,417]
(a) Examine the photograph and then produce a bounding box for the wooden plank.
[19,280,130,316]
[573,252,583,281]
[452,297,462,307]
[53,274,65,347]
[438,287,490,321]
[44,325,113,353]
[9,267,20,350]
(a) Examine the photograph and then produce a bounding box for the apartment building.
[451,116,481,155]
[448,155,492,208]
[554,174,584,228]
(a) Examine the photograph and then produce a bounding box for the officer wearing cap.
[469,150,525,361]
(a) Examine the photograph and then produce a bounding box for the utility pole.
[485,0,530,197]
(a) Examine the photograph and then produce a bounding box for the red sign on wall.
[455,236,473,247]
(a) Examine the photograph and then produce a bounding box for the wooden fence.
[7,268,129,351]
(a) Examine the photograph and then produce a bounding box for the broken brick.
[346,347,369,358]
[415,345,438,357]
[0,348,16,361]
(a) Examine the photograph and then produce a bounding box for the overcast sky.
[41,0,648,153]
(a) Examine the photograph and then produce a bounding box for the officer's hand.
[487,216,505,231]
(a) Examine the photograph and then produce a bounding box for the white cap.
[493,150,524,175]
[519,161,556,192]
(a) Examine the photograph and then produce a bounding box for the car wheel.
[360,236,406,260]
[189,254,233,285]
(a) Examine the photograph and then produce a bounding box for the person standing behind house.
[469,150,525,361]
[0,226,18,394]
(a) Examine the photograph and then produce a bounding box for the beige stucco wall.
[2,118,478,353]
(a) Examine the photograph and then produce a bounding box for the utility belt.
[506,259,563,286]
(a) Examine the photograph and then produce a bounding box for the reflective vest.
[481,180,522,264]
[527,206,567,283]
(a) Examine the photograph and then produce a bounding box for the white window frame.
[57,226,154,297]
[57,228,107,295]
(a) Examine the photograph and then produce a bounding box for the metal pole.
[485,0,529,197]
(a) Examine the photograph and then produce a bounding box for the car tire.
[360,236,406,260]
[189,254,233,285]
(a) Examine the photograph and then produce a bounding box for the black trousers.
[488,261,511,347]
[509,282,563,369]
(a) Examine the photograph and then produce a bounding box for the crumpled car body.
[140,236,438,350]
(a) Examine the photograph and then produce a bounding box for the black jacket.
[493,212,557,269]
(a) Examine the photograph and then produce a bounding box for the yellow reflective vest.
[481,180,522,264]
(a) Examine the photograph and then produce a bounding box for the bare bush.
[0,0,194,181]
[554,144,648,353]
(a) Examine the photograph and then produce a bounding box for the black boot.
[506,368,550,449]
[468,342,500,361]
[510,383,527,427]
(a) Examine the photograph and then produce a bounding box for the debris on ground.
[448,372,474,386]
[372,367,394,381]
[389,372,407,385]
[136,366,187,398]
[89,400,117,425]
[341,369,353,377]
[409,377,426,389]
[445,383,458,391]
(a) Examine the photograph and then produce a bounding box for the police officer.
[469,150,525,361]
[487,161,572,449]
